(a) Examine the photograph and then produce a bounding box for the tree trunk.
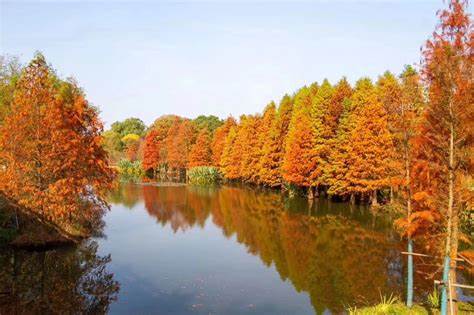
[449,208,459,314]
[371,190,379,206]
[405,140,414,308]
[350,193,355,205]
[307,186,314,200]
[390,186,394,204]
[442,111,457,314]
[407,238,414,308]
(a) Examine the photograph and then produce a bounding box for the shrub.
[188,166,221,186]
[117,159,144,182]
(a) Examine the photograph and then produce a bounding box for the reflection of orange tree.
[0,240,119,314]
[115,184,412,313]
[142,185,214,232]
[209,187,402,313]
[108,184,142,209]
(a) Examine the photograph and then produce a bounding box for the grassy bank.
[350,303,474,315]
[347,294,474,315]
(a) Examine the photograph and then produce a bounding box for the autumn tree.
[220,125,240,179]
[376,71,404,202]
[188,128,212,168]
[259,95,293,187]
[142,129,161,175]
[324,79,354,199]
[345,78,395,205]
[166,119,196,178]
[251,103,276,184]
[385,66,425,307]
[417,1,473,310]
[326,78,351,137]
[282,84,318,195]
[238,115,262,183]
[122,133,141,161]
[0,53,114,234]
[211,117,236,167]
[309,79,334,193]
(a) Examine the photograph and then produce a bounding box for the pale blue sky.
[1,1,446,127]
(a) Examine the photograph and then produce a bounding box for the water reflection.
[114,184,427,313]
[0,240,120,314]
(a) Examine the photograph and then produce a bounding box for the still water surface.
[2,184,441,314]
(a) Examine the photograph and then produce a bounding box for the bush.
[117,159,144,182]
[187,166,221,186]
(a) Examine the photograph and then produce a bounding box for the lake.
[0,183,451,314]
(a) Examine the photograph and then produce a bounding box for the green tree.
[0,55,22,125]
[111,117,146,139]
[193,115,223,134]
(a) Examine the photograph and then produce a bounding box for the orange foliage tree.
[325,79,354,199]
[259,95,293,187]
[282,84,318,193]
[345,78,395,205]
[142,129,161,175]
[414,0,473,307]
[211,117,236,167]
[167,119,196,172]
[220,125,240,179]
[0,54,114,233]
[309,79,334,192]
[238,115,262,183]
[188,128,212,168]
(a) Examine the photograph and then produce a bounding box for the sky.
[0,1,449,127]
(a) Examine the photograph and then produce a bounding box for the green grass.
[187,166,221,186]
[347,292,474,315]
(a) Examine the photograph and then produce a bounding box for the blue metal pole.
[407,238,413,308]
[440,256,450,315]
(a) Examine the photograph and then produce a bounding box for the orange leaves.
[259,96,293,187]
[282,85,317,187]
[0,53,114,233]
[211,117,236,167]
[166,118,196,170]
[188,129,212,168]
[395,210,441,238]
[343,79,395,195]
[142,129,161,172]
[412,191,430,202]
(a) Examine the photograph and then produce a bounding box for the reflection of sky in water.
[99,184,472,314]
[99,203,313,315]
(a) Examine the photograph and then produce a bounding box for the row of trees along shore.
[0,0,471,311]
[103,0,473,311]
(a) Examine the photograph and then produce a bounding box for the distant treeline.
[107,69,423,204]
